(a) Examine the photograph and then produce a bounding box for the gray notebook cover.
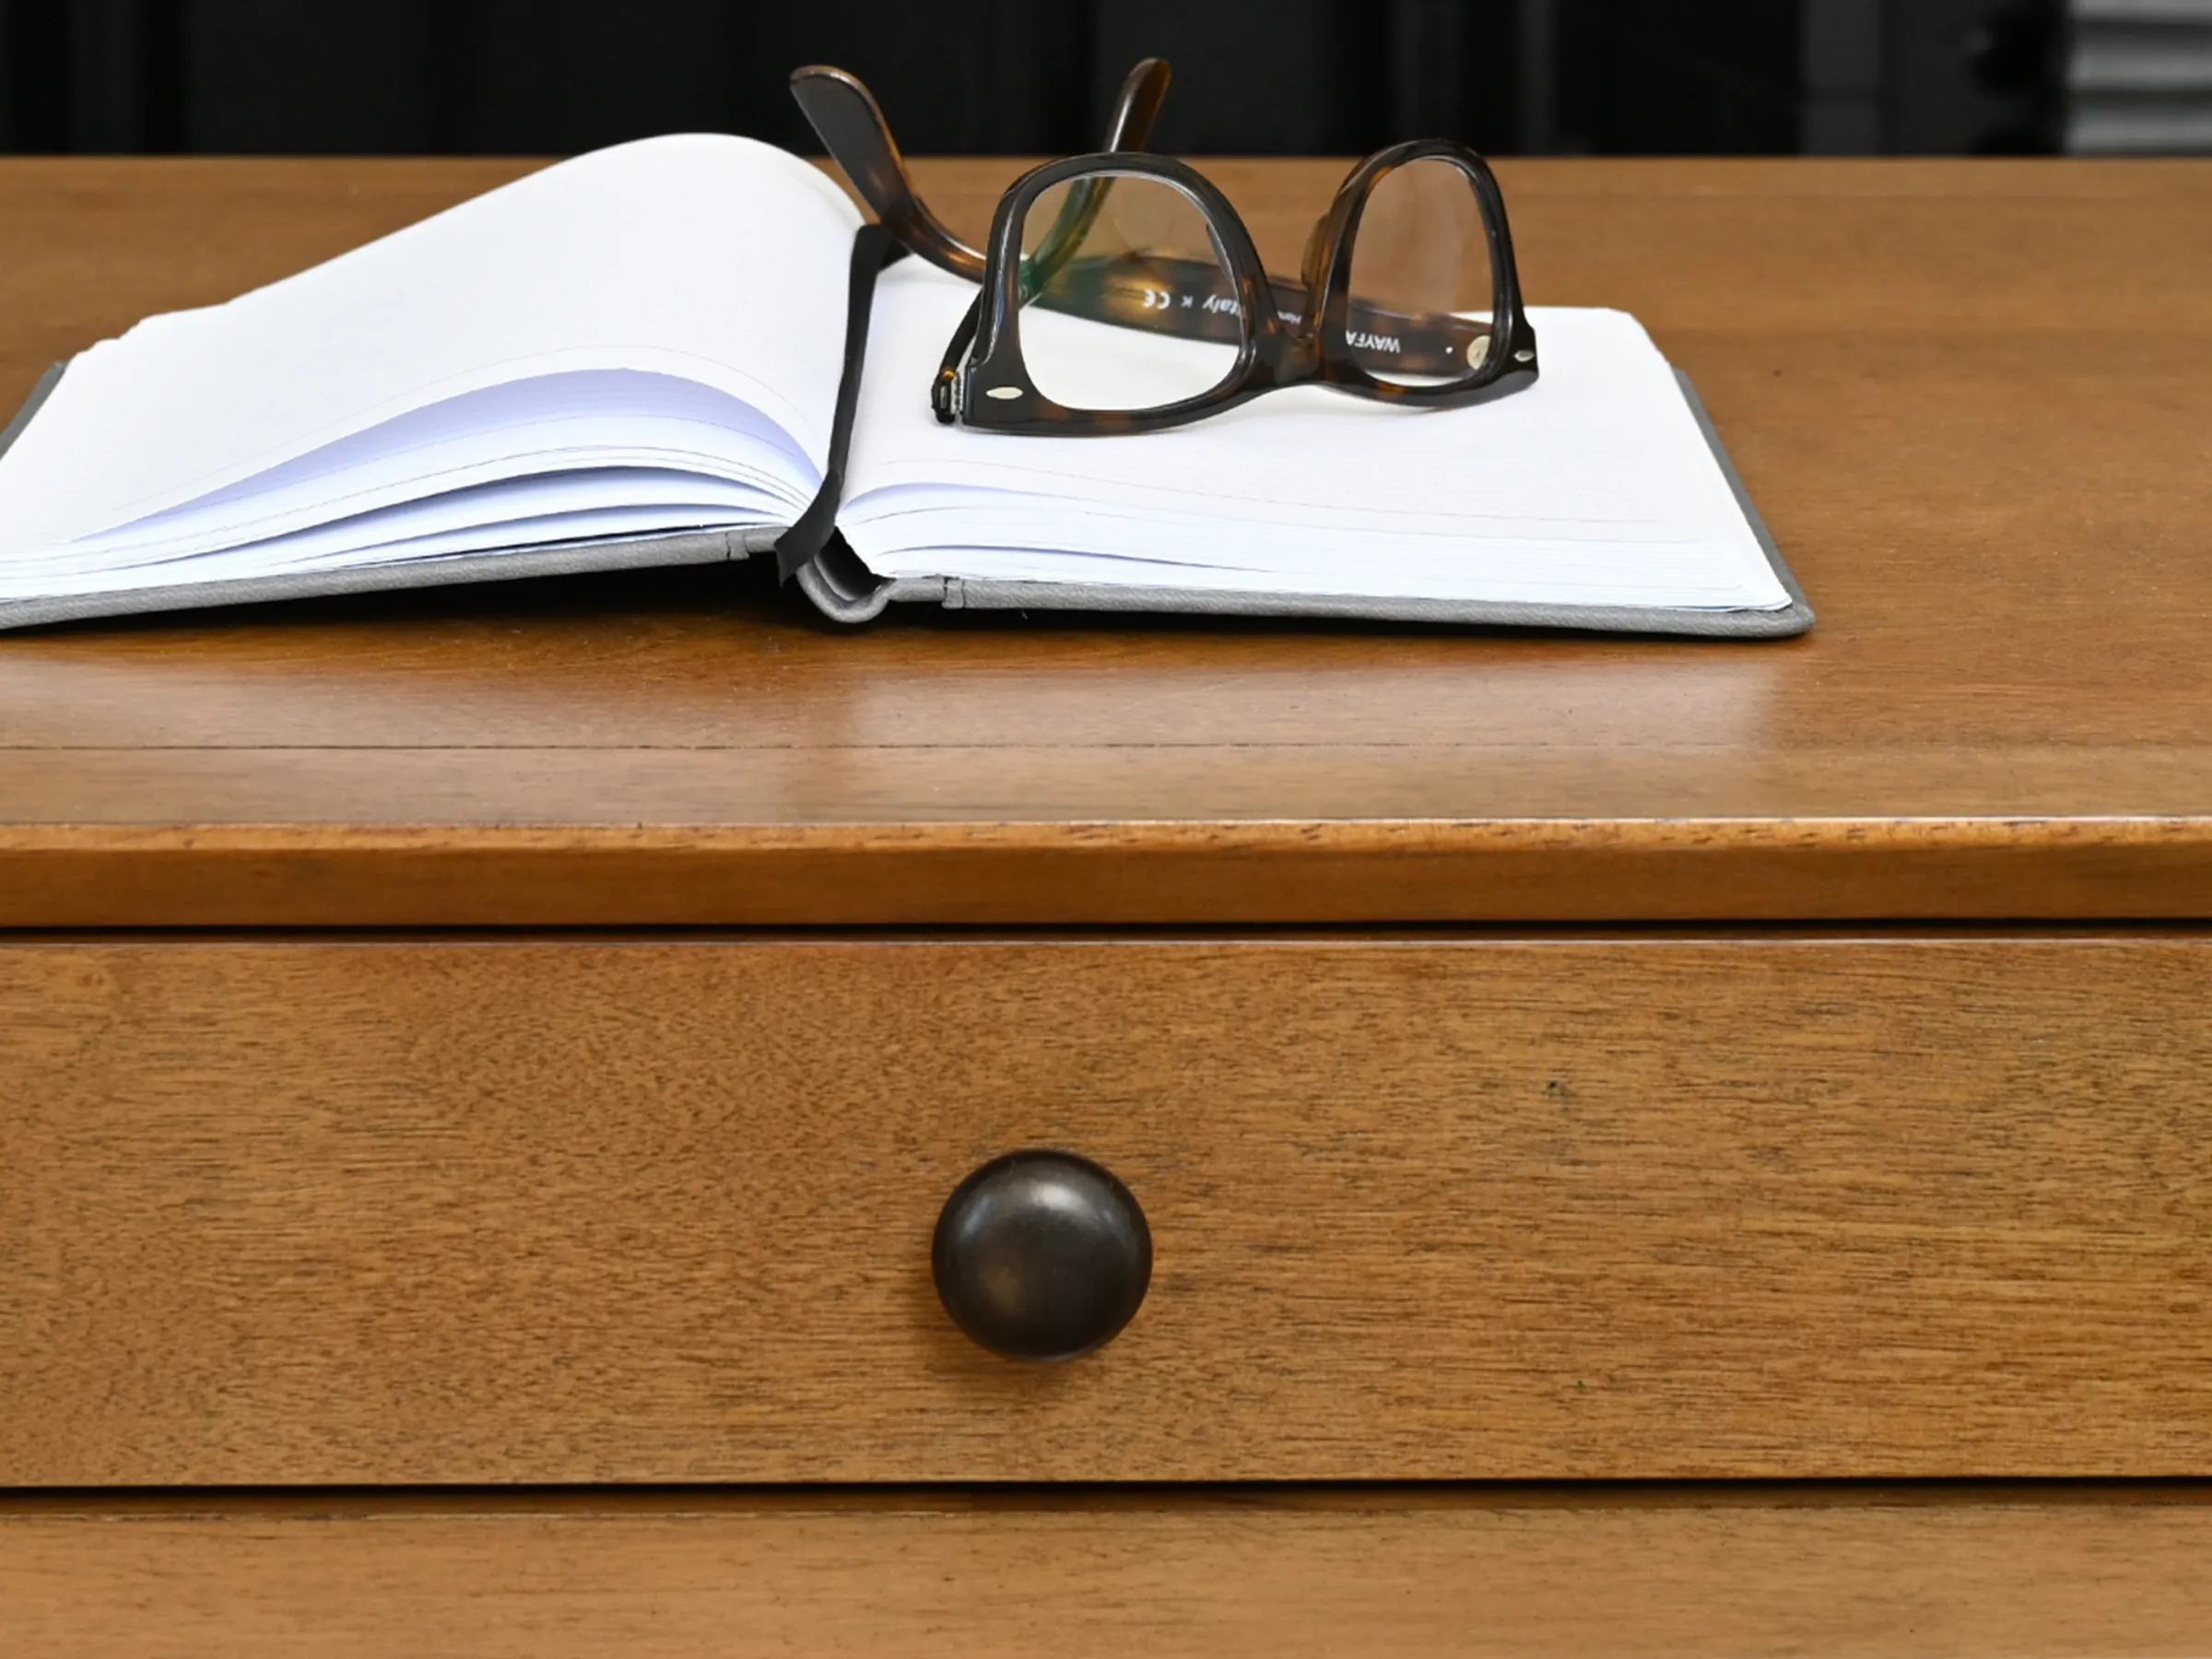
[0,360,1812,638]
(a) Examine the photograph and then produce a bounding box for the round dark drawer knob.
[932,1150,1152,1362]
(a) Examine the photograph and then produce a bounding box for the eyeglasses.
[792,63,1538,437]
[938,145,1537,435]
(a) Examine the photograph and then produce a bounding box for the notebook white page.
[841,261,1791,610]
[0,135,859,600]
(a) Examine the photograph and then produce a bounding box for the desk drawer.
[9,1488,2212,1656]
[4,935,2210,1483]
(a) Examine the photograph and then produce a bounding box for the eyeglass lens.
[1011,171,1246,413]
[1344,158,1499,386]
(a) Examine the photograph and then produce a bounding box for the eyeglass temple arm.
[1264,274,1493,376]
[1030,253,1497,379]
[790,58,1173,282]
[934,265,1497,426]
[1101,55,1172,151]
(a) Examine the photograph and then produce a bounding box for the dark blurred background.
[0,0,2205,158]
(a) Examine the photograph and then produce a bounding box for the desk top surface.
[1,157,2208,928]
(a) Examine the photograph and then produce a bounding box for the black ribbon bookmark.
[773,222,903,587]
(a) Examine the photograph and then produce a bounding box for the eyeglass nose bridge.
[1264,302,1329,382]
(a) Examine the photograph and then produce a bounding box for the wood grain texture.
[7,934,2212,1484]
[8,1487,2212,1657]
[0,159,2210,924]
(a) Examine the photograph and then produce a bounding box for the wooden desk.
[4,156,2211,1651]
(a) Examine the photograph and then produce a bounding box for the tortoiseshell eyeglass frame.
[933,144,1538,435]
[789,59,1493,382]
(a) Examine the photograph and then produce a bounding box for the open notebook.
[0,135,1810,636]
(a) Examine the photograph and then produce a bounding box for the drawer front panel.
[3,936,2210,1482]
[9,1489,2212,1657]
